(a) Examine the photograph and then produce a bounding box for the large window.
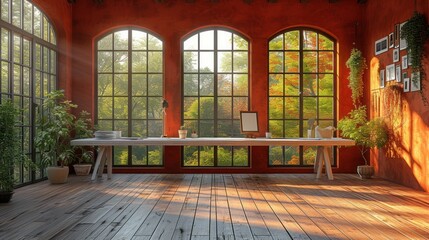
[0,0,57,185]
[268,29,336,166]
[96,28,163,166]
[182,28,249,167]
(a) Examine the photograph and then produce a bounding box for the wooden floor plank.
[1,173,429,240]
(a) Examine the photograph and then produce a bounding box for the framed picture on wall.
[394,23,400,48]
[379,69,385,88]
[411,72,421,91]
[389,32,394,48]
[400,21,408,50]
[375,37,388,55]
[386,64,395,81]
[395,65,401,83]
[403,78,410,92]
[402,55,408,69]
[393,48,399,62]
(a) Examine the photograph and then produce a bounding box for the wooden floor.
[1,174,429,240]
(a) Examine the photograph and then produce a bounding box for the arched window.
[268,28,336,166]
[96,28,164,166]
[0,0,57,184]
[182,28,249,167]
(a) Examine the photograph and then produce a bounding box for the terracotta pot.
[0,191,13,203]
[73,164,92,176]
[46,166,69,184]
[357,165,374,179]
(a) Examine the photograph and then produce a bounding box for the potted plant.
[338,106,388,178]
[0,101,21,202]
[346,48,367,107]
[35,90,93,183]
[178,125,187,139]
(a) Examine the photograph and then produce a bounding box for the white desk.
[71,137,355,180]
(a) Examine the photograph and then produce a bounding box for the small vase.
[178,130,187,139]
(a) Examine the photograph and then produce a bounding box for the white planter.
[46,166,69,184]
[178,130,187,139]
[73,164,92,176]
[357,165,374,179]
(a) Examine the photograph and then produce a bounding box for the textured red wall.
[69,0,364,174]
[32,0,73,98]
[363,0,429,191]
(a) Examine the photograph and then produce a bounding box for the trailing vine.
[346,48,367,107]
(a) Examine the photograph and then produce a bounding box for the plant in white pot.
[35,90,93,183]
[337,106,388,179]
[0,101,21,202]
[178,125,187,139]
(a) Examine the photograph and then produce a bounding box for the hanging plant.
[401,12,429,78]
[346,48,367,107]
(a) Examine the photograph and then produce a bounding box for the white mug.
[265,132,272,138]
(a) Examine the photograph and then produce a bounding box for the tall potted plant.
[0,101,20,202]
[35,90,93,183]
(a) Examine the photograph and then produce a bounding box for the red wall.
[363,0,429,191]
[68,0,364,174]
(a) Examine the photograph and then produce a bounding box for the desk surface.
[71,137,355,147]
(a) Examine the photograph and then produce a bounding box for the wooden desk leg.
[316,148,324,179]
[91,147,105,181]
[106,146,112,179]
[315,146,323,173]
[323,147,334,180]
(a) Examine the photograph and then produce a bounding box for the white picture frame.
[395,65,401,83]
[240,111,259,137]
[411,72,421,92]
[403,78,410,92]
[400,21,408,50]
[375,37,388,55]
[386,64,395,81]
[393,48,399,62]
[402,55,408,69]
[379,69,385,88]
[389,32,394,48]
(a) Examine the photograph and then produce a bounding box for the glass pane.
[199,30,214,50]
[319,52,333,73]
[183,51,198,72]
[98,97,112,119]
[114,97,128,119]
[184,74,198,96]
[13,64,20,94]
[98,74,112,96]
[319,34,333,50]
[1,0,9,22]
[113,146,128,165]
[23,39,30,66]
[319,74,333,96]
[199,146,214,166]
[148,52,162,73]
[200,51,214,72]
[183,120,198,134]
[233,147,248,166]
[233,97,247,119]
[285,74,300,96]
[303,30,317,50]
[319,97,333,119]
[1,61,9,92]
[284,31,299,50]
[217,74,231,96]
[284,51,299,73]
[33,7,40,38]
[233,74,248,96]
[269,146,284,165]
[98,34,113,50]
[132,97,146,119]
[217,30,232,50]
[23,67,29,95]
[132,74,147,96]
[148,146,162,165]
[285,146,299,165]
[1,28,9,60]
[11,0,21,28]
[184,146,198,166]
[184,34,198,50]
[132,146,147,165]
[132,119,146,137]
[132,31,146,50]
[114,30,128,50]
[148,74,162,96]
[269,120,283,138]
[303,74,317,96]
[113,74,127,95]
[200,120,214,137]
[218,51,232,72]
[233,52,248,73]
[303,51,317,73]
[303,97,317,119]
[303,146,317,165]
[114,51,128,72]
[23,0,32,33]
[148,120,163,136]
[132,51,147,73]
[13,35,20,63]
[200,74,213,96]
[218,97,232,119]
[269,74,283,96]
[269,97,283,119]
[269,34,283,50]
[269,52,283,73]
[285,97,300,119]
[285,120,299,137]
[218,120,232,137]
[98,52,112,73]
[199,97,213,119]
[184,97,198,119]
[233,34,248,50]
[218,146,232,166]
[148,34,162,50]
